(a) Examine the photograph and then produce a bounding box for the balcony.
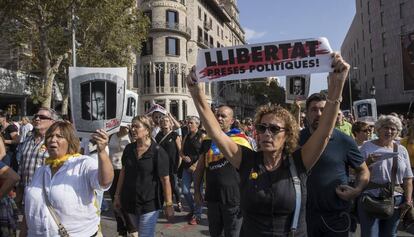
[150,21,191,38]
[203,21,212,31]
[197,36,209,49]
[141,86,189,95]
[142,0,186,6]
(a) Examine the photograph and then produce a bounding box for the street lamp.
[348,66,358,115]
[369,85,376,98]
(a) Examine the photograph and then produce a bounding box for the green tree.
[239,78,286,106]
[0,0,149,111]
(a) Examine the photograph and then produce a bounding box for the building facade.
[341,0,414,113]
[135,0,245,120]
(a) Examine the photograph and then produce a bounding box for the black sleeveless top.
[239,146,308,237]
[181,130,203,169]
[155,131,179,174]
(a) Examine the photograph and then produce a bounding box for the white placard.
[285,74,311,103]
[121,90,138,126]
[353,99,377,123]
[69,67,126,138]
[196,37,333,82]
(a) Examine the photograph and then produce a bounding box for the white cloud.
[244,27,266,41]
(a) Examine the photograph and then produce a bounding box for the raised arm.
[92,129,114,188]
[301,53,349,170]
[187,68,242,169]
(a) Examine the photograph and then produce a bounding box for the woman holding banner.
[186,53,349,236]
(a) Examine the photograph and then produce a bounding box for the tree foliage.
[239,78,286,106]
[0,0,149,110]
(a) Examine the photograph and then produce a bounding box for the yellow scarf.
[45,153,81,169]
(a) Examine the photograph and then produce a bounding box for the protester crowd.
[0,53,414,237]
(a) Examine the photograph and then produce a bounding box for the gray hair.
[374,115,402,135]
[38,107,58,120]
[187,116,200,125]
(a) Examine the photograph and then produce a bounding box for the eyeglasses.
[255,123,286,135]
[33,114,53,120]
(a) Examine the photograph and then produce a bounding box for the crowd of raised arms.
[1,53,414,237]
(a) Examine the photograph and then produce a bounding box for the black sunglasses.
[33,114,53,120]
[255,123,286,135]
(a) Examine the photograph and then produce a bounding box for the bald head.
[216,105,234,132]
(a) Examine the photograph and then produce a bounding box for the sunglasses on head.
[33,114,52,120]
[255,123,286,135]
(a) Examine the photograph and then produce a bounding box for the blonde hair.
[132,115,154,135]
[254,104,299,154]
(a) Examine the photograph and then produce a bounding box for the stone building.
[135,0,245,120]
[341,0,414,113]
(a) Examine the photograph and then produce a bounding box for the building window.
[370,58,374,72]
[380,0,384,6]
[217,26,220,36]
[217,42,220,48]
[141,37,153,56]
[364,64,367,76]
[198,27,203,42]
[399,3,405,19]
[169,64,178,92]
[360,13,364,24]
[384,74,388,89]
[170,100,178,119]
[204,32,208,44]
[155,63,165,93]
[144,11,152,22]
[368,20,371,34]
[380,12,384,27]
[367,1,370,15]
[166,10,178,28]
[363,47,365,57]
[182,100,187,119]
[381,32,386,47]
[221,29,224,40]
[369,39,373,52]
[209,36,214,48]
[362,29,365,41]
[198,7,201,20]
[166,37,180,56]
[383,53,388,67]
[143,64,150,93]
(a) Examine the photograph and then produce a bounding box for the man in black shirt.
[194,105,252,237]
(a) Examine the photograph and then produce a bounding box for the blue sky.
[238,0,356,93]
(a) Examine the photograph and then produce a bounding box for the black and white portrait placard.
[121,89,138,126]
[69,67,126,138]
[353,99,377,122]
[285,74,310,103]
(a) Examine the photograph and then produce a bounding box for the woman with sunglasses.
[352,121,372,148]
[186,53,349,236]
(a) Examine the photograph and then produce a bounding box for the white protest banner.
[121,90,139,126]
[196,37,333,82]
[69,67,126,138]
[285,74,311,103]
[353,99,377,123]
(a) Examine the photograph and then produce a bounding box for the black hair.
[305,93,327,110]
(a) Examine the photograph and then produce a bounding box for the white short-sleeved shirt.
[108,134,130,170]
[360,141,413,197]
[24,155,110,237]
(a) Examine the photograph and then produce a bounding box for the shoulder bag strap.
[158,131,173,145]
[390,143,399,196]
[288,156,301,235]
[42,170,70,237]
